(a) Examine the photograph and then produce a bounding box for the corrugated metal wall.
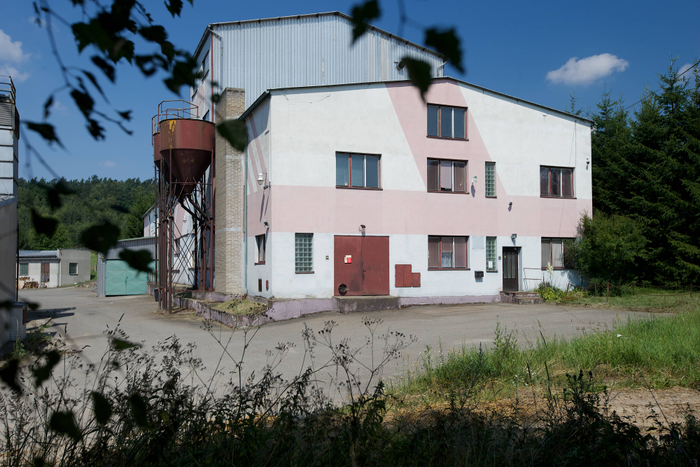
[96,237,156,297]
[208,13,445,109]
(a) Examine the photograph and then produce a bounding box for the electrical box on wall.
[474,271,484,279]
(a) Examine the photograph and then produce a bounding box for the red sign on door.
[344,255,352,264]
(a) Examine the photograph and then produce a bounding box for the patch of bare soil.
[605,387,700,431]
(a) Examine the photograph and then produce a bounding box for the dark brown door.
[334,236,390,296]
[502,247,519,291]
[41,263,50,283]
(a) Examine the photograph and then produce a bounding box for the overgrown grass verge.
[394,297,700,405]
[1,319,698,466]
[212,298,268,315]
[542,283,700,313]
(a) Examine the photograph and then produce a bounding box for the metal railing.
[0,75,16,104]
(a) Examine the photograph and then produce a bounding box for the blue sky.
[1,0,698,182]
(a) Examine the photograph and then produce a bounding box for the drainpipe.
[244,145,248,294]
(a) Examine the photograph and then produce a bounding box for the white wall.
[21,261,60,288]
[264,232,581,299]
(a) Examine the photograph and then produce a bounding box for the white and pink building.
[239,77,592,308]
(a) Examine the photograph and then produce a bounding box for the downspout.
[244,142,248,294]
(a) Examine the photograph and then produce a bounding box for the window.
[202,51,209,79]
[541,238,574,269]
[295,233,313,273]
[427,104,467,139]
[428,236,468,269]
[69,263,78,275]
[256,234,266,264]
[540,166,574,198]
[336,153,380,188]
[427,159,466,192]
[19,263,28,276]
[486,237,497,271]
[485,162,496,197]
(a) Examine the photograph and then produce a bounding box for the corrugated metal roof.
[194,11,444,62]
[192,12,446,111]
[19,250,58,258]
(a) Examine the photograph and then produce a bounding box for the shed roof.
[19,250,58,258]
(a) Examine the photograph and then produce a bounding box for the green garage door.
[105,260,152,296]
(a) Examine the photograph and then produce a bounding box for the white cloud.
[0,30,29,63]
[547,54,629,86]
[0,65,29,82]
[50,99,68,114]
[678,63,695,80]
[103,160,117,168]
[0,30,31,82]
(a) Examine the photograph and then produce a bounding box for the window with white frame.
[69,263,78,275]
[486,237,497,271]
[541,238,575,269]
[427,159,467,192]
[256,234,266,264]
[19,263,28,276]
[540,166,574,198]
[485,162,496,197]
[295,233,313,273]
[428,236,468,269]
[427,104,467,139]
[336,153,380,188]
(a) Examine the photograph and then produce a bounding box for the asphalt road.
[20,287,662,401]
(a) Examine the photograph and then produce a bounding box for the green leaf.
[71,89,94,119]
[165,0,184,17]
[129,393,149,428]
[217,119,248,152]
[31,209,58,237]
[139,25,167,43]
[0,359,22,394]
[424,28,464,74]
[25,121,63,147]
[82,70,108,101]
[91,391,112,425]
[91,56,115,82]
[43,96,54,119]
[43,179,75,211]
[110,338,141,351]
[400,57,433,101]
[110,204,129,214]
[49,411,83,442]
[118,249,153,273]
[350,0,380,43]
[32,350,61,387]
[80,221,120,255]
[163,57,199,94]
[118,110,132,121]
[86,118,106,140]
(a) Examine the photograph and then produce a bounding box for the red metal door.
[361,236,390,295]
[334,236,390,296]
[334,236,363,296]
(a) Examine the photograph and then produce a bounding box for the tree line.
[575,60,700,285]
[18,176,154,251]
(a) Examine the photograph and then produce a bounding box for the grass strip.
[395,298,700,402]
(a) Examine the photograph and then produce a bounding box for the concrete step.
[333,295,400,313]
[500,291,544,304]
